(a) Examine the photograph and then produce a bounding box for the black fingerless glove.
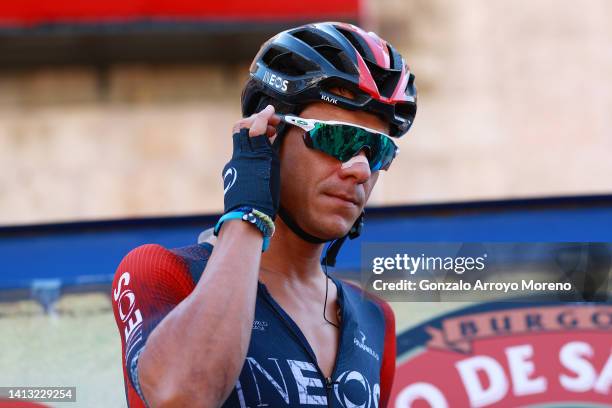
[222,128,280,219]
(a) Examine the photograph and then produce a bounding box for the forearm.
[138,221,262,407]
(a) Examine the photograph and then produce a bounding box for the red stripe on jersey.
[342,281,396,408]
[111,244,196,408]
[372,298,396,408]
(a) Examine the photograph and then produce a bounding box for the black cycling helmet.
[241,21,417,137]
[242,22,417,265]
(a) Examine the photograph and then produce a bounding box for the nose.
[338,150,371,184]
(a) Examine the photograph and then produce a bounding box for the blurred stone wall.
[1,0,611,225]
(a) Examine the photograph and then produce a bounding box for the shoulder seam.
[122,243,192,284]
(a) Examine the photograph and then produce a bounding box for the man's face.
[279,101,390,240]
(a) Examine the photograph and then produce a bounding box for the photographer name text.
[371,279,573,292]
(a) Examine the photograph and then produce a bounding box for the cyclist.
[112,21,416,407]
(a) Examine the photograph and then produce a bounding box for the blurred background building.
[2,0,611,226]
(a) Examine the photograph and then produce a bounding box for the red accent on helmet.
[358,56,412,105]
[376,36,392,69]
[336,22,412,105]
[355,52,381,99]
[336,23,391,69]
[388,64,411,103]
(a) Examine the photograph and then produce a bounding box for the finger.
[233,123,250,134]
[240,113,256,122]
[232,112,258,133]
[233,120,247,134]
[266,125,277,138]
[249,116,267,137]
[249,105,275,136]
[268,114,281,126]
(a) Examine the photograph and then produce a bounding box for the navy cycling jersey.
[112,243,396,408]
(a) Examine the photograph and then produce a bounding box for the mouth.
[323,193,360,208]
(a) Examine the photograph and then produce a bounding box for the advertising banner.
[391,302,612,407]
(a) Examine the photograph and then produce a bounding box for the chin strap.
[278,206,328,244]
[278,205,365,267]
[321,212,364,267]
[278,206,365,267]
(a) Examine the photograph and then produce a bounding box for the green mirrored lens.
[308,123,397,170]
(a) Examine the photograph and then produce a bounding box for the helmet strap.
[277,206,365,267]
[321,212,364,267]
[278,206,327,244]
[272,124,288,152]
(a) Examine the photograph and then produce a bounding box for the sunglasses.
[279,115,399,171]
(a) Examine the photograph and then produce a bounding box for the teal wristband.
[214,208,275,251]
[214,211,244,234]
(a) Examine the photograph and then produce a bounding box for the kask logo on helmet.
[321,95,338,104]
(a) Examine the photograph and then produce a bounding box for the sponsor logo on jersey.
[335,369,380,408]
[263,70,289,92]
[113,271,143,359]
[354,330,380,361]
[252,320,269,331]
[390,302,612,407]
[236,357,381,408]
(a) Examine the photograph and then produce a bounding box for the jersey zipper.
[260,283,344,407]
[324,376,337,408]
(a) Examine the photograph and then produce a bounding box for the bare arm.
[138,222,262,407]
[137,106,280,407]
